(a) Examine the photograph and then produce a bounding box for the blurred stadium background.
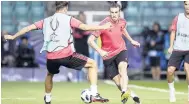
[1,1,188,104]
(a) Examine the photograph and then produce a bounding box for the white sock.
[45,93,51,102]
[168,82,176,102]
[122,88,128,93]
[130,91,137,98]
[168,82,175,90]
[90,85,98,96]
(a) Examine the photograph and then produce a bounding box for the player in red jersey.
[88,3,141,104]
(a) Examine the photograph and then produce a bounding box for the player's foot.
[133,96,141,104]
[44,96,51,104]
[169,88,176,102]
[91,93,109,103]
[121,90,131,104]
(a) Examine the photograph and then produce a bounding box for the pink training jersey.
[93,16,127,60]
[171,15,178,31]
[34,17,82,59]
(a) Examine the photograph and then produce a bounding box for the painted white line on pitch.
[104,80,187,95]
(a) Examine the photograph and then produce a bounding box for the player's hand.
[4,35,15,40]
[102,22,112,30]
[168,47,173,54]
[131,40,140,47]
[99,50,108,58]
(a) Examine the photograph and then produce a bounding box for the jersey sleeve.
[92,18,108,37]
[70,17,82,28]
[34,20,44,30]
[171,15,178,31]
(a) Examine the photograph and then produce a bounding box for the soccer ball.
[81,89,92,103]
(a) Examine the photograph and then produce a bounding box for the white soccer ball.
[81,89,92,103]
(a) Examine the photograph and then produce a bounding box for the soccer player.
[88,3,141,104]
[167,1,189,103]
[4,1,112,104]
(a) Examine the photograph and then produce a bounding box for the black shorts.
[103,50,128,79]
[149,56,160,67]
[168,51,189,69]
[46,52,88,74]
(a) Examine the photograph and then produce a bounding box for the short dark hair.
[21,36,28,41]
[109,2,121,11]
[55,1,69,11]
[153,22,161,30]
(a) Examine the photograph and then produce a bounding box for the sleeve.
[70,17,82,28]
[122,19,127,30]
[171,15,178,31]
[34,20,44,30]
[92,19,107,37]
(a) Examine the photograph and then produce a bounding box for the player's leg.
[150,57,157,80]
[167,66,176,102]
[84,58,109,102]
[112,75,121,90]
[44,72,54,104]
[167,51,183,102]
[151,67,156,80]
[84,58,98,94]
[156,66,161,80]
[155,57,161,80]
[184,52,189,101]
[115,51,131,103]
[112,75,141,104]
[44,59,61,104]
[68,52,109,102]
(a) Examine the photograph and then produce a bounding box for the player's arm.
[71,17,111,31]
[122,29,140,47]
[78,23,111,31]
[168,15,177,53]
[168,31,176,54]
[4,24,37,40]
[88,35,101,53]
[122,29,134,42]
[169,31,176,48]
[88,35,108,57]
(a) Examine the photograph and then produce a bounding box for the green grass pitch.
[1,81,188,104]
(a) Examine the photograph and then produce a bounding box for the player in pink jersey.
[167,1,189,103]
[4,1,112,104]
[88,3,141,104]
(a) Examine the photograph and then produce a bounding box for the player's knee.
[91,60,97,68]
[47,72,54,77]
[118,63,128,74]
[87,58,97,69]
[167,67,176,75]
[118,62,128,70]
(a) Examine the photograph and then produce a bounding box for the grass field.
[1,80,188,104]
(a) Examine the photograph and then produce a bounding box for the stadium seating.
[2,24,15,33]
[152,1,167,8]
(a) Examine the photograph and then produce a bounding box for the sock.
[45,93,51,102]
[122,88,129,93]
[168,82,175,90]
[90,85,98,96]
[130,91,137,98]
[122,89,126,93]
